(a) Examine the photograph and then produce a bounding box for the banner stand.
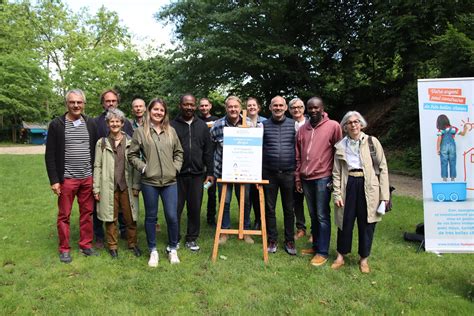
[211,110,270,263]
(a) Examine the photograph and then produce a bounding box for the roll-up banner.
[417,77,474,253]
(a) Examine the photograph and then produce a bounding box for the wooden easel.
[211,110,270,263]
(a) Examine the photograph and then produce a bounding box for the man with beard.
[171,94,214,251]
[295,97,342,266]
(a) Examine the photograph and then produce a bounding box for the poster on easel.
[222,127,263,182]
[417,77,474,253]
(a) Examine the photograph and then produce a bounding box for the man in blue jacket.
[262,96,297,255]
[171,94,214,251]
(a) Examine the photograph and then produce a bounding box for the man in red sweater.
[295,96,342,266]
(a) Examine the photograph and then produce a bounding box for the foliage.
[1,155,473,314]
[157,0,474,110]
[1,0,138,131]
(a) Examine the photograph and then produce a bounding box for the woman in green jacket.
[128,98,183,267]
[93,108,141,259]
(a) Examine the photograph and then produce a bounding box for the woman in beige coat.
[93,109,141,259]
[331,111,390,273]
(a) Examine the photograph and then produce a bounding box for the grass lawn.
[0,155,472,314]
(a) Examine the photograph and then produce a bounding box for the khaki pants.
[105,189,137,250]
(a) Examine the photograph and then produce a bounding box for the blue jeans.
[217,183,251,229]
[440,140,456,178]
[142,183,179,251]
[302,176,332,257]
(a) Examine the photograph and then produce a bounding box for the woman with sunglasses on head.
[331,111,390,273]
[128,98,183,267]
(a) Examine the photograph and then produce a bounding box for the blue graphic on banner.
[224,137,262,146]
[423,103,468,112]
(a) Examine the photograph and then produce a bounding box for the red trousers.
[57,177,94,252]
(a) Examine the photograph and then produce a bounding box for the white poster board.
[417,77,474,253]
[222,127,263,182]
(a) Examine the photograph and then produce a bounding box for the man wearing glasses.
[45,89,99,263]
[288,98,309,241]
[295,97,342,266]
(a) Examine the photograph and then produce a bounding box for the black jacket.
[171,115,214,176]
[45,114,98,185]
[95,111,134,138]
[262,116,296,172]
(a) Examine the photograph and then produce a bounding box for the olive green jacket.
[128,126,183,187]
[332,132,390,229]
[93,134,140,222]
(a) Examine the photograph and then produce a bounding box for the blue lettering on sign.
[224,137,263,146]
[423,103,468,112]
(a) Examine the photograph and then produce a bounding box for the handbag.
[368,136,395,212]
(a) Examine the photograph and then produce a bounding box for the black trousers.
[206,181,217,223]
[337,176,376,258]
[177,174,204,242]
[294,190,306,231]
[263,170,295,243]
[250,184,261,224]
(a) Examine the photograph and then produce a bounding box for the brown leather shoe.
[243,235,254,244]
[301,248,316,255]
[359,261,370,274]
[310,254,328,266]
[331,260,345,270]
[294,229,306,240]
[218,234,228,245]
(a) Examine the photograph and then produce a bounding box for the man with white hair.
[45,89,99,263]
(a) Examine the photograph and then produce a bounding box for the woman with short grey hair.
[331,111,390,273]
[93,107,142,259]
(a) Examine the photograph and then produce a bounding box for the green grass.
[0,155,472,314]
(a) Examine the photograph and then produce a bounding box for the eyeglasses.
[345,120,360,126]
[68,101,85,105]
[290,106,303,110]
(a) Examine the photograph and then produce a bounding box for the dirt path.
[0,145,45,155]
[0,146,423,199]
[389,173,422,200]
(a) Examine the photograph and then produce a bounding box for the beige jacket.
[332,132,390,230]
[93,134,140,222]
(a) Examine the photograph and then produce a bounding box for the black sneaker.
[108,249,118,259]
[59,251,72,263]
[129,246,142,257]
[268,241,277,253]
[185,241,200,251]
[80,248,99,256]
[207,219,216,227]
[284,241,297,256]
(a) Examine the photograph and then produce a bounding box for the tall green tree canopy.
[158,0,474,110]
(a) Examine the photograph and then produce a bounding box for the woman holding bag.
[331,111,390,273]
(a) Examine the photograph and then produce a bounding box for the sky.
[63,0,174,50]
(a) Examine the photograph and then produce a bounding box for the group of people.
[45,88,390,273]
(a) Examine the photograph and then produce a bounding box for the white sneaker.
[148,250,159,267]
[168,249,180,264]
[165,243,180,253]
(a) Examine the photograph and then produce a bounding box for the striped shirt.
[64,118,92,179]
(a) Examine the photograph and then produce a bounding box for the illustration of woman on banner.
[436,114,468,181]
